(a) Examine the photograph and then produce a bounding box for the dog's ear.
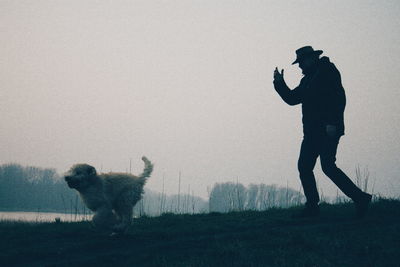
[87,165,97,176]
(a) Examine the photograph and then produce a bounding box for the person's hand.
[326,125,337,137]
[273,67,284,83]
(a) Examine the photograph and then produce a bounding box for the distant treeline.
[209,182,304,212]
[0,164,304,215]
[0,164,87,213]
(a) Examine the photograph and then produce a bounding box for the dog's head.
[64,164,97,191]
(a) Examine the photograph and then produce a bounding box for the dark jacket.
[273,56,346,137]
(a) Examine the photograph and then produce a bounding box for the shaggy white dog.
[64,156,153,234]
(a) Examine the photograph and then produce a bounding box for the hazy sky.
[1,0,400,199]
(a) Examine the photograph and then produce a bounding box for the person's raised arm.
[273,67,302,106]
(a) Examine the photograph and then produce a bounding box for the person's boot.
[292,203,320,219]
[354,193,372,218]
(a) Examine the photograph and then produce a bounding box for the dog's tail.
[138,156,153,182]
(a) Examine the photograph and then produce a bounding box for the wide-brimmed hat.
[292,46,323,65]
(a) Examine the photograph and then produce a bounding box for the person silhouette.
[273,46,372,218]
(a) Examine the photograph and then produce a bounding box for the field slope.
[1,199,399,267]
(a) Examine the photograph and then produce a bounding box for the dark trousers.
[298,135,364,205]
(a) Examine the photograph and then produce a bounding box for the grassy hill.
[1,199,399,266]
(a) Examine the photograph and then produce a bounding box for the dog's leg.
[92,206,117,230]
[113,193,135,233]
[113,207,132,234]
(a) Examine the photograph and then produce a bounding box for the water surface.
[0,211,92,222]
